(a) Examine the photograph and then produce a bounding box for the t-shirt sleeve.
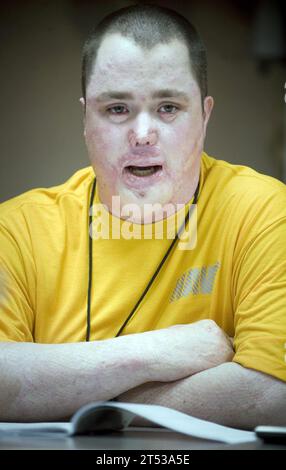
[0,221,35,342]
[232,215,286,382]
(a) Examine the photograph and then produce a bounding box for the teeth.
[131,168,156,176]
[127,166,161,177]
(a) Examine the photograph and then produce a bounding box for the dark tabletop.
[0,427,285,450]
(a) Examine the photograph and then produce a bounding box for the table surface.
[0,427,285,450]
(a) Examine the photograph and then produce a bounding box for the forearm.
[118,362,286,429]
[0,335,153,421]
[0,319,233,422]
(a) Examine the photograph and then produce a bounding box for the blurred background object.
[0,0,285,202]
[252,0,285,64]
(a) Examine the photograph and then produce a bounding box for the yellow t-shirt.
[0,152,286,381]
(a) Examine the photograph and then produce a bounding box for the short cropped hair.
[82,4,208,103]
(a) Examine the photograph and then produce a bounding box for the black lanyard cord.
[86,177,97,342]
[86,178,200,341]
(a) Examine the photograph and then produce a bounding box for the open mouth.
[124,165,163,177]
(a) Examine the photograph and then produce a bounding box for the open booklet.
[0,401,257,444]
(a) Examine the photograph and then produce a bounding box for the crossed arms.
[0,319,285,428]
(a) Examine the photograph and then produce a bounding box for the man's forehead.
[87,33,198,98]
[87,77,199,104]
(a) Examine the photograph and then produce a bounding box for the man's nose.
[128,113,158,147]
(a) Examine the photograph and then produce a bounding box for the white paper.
[0,421,70,434]
[0,401,257,444]
[71,402,257,444]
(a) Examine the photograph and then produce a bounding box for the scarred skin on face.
[82,33,213,223]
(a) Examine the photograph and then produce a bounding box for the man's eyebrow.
[95,91,134,102]
[94,89,190,102]
[151,89,190,101]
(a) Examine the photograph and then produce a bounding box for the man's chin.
[118,179,173,205]
[108,184,177,224]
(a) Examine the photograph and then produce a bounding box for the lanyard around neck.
[86,178,200,341]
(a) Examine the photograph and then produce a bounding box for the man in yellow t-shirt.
[0,4,285,428]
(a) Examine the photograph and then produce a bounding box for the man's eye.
[108,105,128,115]
[158,104,178,114]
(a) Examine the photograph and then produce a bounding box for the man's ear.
[202,96,214,138]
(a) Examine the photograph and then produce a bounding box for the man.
[0,5,285,428]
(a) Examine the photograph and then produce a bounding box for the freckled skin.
[83,33,213,223]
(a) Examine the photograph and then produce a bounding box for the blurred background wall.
[0,0,285,202]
